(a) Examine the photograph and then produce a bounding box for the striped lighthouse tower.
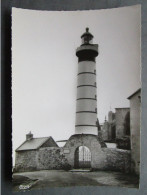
[75,28,99,135]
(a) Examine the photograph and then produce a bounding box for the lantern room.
[81,28,93,45]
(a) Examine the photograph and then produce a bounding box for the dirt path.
[13,170,139,192]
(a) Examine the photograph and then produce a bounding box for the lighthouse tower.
[75,28,99,135]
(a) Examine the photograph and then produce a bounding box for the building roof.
[16,137,51,151]
[127,88,141,99]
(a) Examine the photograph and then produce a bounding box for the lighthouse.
[75,28,99,135]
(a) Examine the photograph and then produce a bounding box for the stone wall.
[102,148,131,173]
[129,90,141,175]
[37,147,70,170]
[63,134,131,173]
[15,135,131,173]
[15,150,38,172]
[63,134,106,169]
[15,147,71,172]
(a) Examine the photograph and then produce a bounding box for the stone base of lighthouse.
[63,134,106,169]
[62,134,131,172]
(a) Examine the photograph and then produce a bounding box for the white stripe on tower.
[75,28,98,135]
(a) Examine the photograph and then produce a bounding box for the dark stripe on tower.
[78,72,96,75]
[77,85,96,88]
[75,125,97,127]
[76,111,97,113]
[76,98,96,101]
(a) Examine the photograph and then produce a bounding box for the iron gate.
[74,146,91,168]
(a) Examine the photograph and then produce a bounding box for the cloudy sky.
[12,5,141,161]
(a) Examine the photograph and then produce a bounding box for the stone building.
[101,108,130,150]
[101,117,109,141]
[15,132,70,172]
[102,111,116,142]
[108,111,116,142]
[128,88,141,175]
[115,108,130,139]
[115,108,131,150]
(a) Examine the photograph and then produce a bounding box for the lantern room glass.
[82,35,93,44]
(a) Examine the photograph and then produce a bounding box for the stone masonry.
[63,134,131,172]
[15,134,131,173]
[15,147,71,172]
[115,108,130,139]
[128,89,141,175]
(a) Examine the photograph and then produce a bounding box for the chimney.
[26,131,33,141]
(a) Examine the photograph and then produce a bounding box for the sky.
[12,5,141,162]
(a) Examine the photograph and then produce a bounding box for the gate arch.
[74,146,91,168]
